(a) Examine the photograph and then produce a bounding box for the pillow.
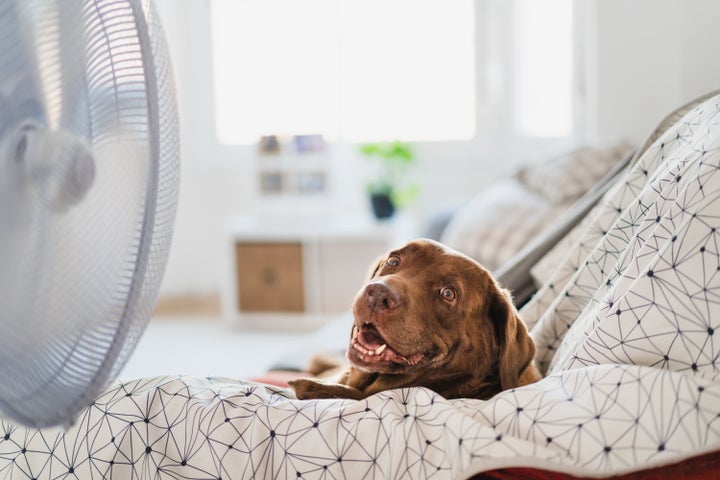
[441,143,633,274]
[440,178,566,271]
[516,143,633,204]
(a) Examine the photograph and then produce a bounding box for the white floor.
[120,316,310,381]
[120,314,348,382]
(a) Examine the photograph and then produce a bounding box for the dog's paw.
[288,378,328,400]
[289,378,364,400]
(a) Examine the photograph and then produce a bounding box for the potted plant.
[360,141,419,220]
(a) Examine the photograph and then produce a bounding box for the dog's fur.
[289,239,541,400]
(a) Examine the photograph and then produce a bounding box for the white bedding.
[2,368,715,479]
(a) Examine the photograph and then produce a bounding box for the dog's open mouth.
[349,324,424,368]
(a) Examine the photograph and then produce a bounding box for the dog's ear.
[488,287,535,390]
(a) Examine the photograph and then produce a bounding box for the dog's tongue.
[359,326,385,349]
[351,324,424,366]
[352,324,389,357]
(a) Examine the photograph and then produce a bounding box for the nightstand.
[223,214,412,331]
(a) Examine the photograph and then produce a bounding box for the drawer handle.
[261,268,277,285]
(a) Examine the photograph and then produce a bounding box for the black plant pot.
[370,192,395,220]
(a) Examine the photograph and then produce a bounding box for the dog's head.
[349,238,535,391]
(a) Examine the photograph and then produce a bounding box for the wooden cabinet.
[235,242,305,313]
[223,215,411,331]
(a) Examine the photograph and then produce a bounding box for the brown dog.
[289,239,541,400]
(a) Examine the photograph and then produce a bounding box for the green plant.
[359,141,419,208]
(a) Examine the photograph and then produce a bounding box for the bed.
[2,92,720,479]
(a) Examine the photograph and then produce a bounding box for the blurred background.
[123,0,720,378]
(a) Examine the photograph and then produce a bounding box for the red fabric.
[250,371,306,388]
[471,450,720,480]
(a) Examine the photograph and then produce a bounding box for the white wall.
[584,0,720,142]
[154,0,720,298]
[154,1,254,296]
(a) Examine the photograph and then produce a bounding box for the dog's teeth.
[352,326,359,340]
[353,341,368,355]
[375,344,387,355]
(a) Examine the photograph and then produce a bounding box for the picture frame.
[296,171,326,194]
[259,171,284,194]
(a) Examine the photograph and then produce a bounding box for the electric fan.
[0,0,179,427]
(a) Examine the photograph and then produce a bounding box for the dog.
[289,238,541,400]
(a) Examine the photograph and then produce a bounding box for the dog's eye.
[386,256,400,267]
[439,286,457,301]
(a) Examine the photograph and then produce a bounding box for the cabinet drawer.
[235,242,305,312]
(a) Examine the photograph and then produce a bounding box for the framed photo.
[259,171,284,194]
[294,134,325,153]
[258,135,280,154]
[297,171,326,194]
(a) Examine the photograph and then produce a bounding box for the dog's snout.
[365,282,399,311]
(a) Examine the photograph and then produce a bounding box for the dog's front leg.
[289,378,366,400]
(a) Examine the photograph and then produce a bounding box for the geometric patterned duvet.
[2,368,717,479]
[2,95,720,479]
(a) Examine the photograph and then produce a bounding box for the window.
[210,0,577,146]
[513,0,574,137]
[210,0,476,144]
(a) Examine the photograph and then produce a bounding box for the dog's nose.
[364,282,399,311]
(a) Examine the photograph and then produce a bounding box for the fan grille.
[0,0,179,427]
